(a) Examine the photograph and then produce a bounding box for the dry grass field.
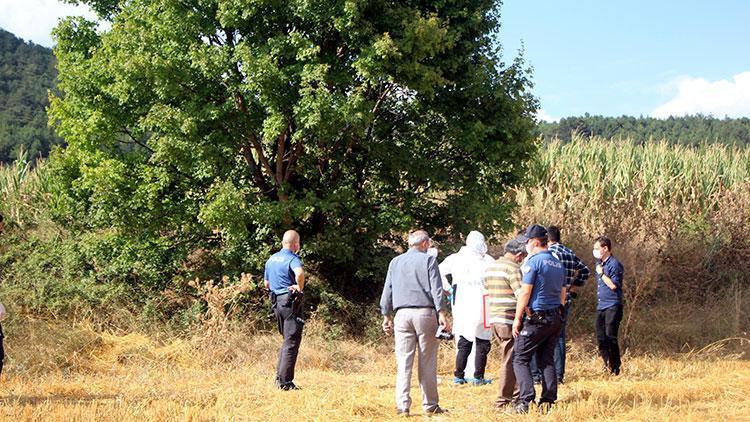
[1,320,748,421]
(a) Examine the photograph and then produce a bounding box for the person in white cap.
[439,231,495,385]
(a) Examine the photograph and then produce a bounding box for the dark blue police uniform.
[264,248,304,389]
[595,255,624,374]
[513,249,566,409]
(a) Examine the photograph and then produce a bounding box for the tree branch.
[240,141,274,195]
[283,136,304,182]
[275,130,286,185]
[118,128,202,187]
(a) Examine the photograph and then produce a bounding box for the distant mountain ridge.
[0,28,61,163]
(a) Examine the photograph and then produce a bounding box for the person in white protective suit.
[439,231,495,385]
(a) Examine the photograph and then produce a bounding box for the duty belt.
[532,308,559,316]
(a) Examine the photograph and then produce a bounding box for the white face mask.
[427,247,438,257]
[593,249,602,260]
[525,242,534,255]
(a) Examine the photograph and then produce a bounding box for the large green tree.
[50,0,537,302]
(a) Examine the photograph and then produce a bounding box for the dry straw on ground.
[1,321,749,421]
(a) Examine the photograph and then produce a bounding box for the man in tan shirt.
[483,236,527,408]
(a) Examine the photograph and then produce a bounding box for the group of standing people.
[261,225,625,416]
[378,225,625,415]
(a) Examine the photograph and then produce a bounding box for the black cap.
[523,224,548,240]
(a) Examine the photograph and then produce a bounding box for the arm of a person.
[438,257,452,291]
[289,256,305,292]
[428,256,444,313]
[380,264,394,316]
[428,256,452,331]
[292,267,305,291]
[560,284,567,304]
[380,264,395,335]
[571,258,590,292]
[511,268,523,297]
[596,262,617,290]
[601,274,617,290]
[513,284,533,337]
[604,263,623,291]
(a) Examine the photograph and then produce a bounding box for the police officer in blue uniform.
[264,230,306,390]
[511,225,566,414]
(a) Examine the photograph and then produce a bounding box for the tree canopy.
[49,0,538,303]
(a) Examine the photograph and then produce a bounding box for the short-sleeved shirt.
[521,250,565,312]
[264,248,303,295]
[484,256,523,325]
[549,243,590,288]
[596,255,624,310]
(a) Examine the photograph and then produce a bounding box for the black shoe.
[426,406,448,415]
[507,403,529,414]
[612,367,620,376]
[278,382,300,390]
[532,377,542,385]
[557,377,565,385]
[396,408,410,417]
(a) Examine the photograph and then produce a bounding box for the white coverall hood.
[464,230,488,256]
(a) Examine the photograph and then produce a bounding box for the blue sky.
[498,0,750,120]
[2,0,749,121]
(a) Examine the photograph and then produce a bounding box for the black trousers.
[454,336,492,379]
[512,311,563,406]
[271,292,304,386]
[596,304,623,373]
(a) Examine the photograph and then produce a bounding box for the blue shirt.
[596,255,624,310]
[264,248,303,295]
[521,250,565,311]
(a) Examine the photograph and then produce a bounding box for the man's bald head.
[282,230,301,252]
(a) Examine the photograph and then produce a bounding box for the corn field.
[512,136,750,350]
[0,148,52,228]
[529,136,750,210]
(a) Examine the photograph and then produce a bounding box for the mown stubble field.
[1,324,748,421]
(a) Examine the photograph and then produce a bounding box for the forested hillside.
[539,114,750,145]
[0,28,61,163]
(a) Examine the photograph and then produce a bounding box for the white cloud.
[651,72,750,118]
[536,109,558,123]
[0,0,98,47]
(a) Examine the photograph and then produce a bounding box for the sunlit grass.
[1,323,748,421]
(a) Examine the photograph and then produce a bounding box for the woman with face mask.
[439,231,496,385]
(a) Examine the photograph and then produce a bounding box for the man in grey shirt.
[380,230,451,416]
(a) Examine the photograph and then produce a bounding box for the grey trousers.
[393,308,440,412]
